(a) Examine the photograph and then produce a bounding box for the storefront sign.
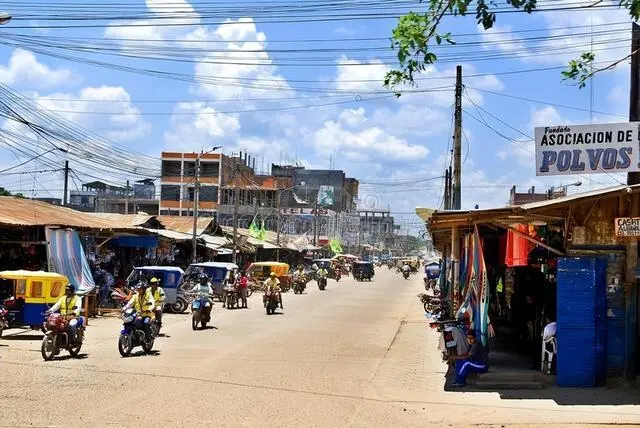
[614,217,640,237]
[535,122,640,176]
[280,207,335,216]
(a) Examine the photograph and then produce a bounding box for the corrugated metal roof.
[0,197,138,229]
[145,228,193,241]
[86,213,155,227]
[519,184,639,210]
[156,215,214,235]
[201,234,229,248]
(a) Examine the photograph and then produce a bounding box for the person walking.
[238,271,249,308]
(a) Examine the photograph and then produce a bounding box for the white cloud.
[164,102,240,151]
[334,56,390,93]
[36,85,150,141]
[0,49,75,89]
[334,26,357,36]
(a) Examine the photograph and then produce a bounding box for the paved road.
[1,269,639,427]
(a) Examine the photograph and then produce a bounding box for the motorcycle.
[292,277,306,294]
[418,293,444,314]
[224,285,239,310]
[403,271,410,280]
[334,270,342,282]
[41,312,84,361]
[191,294,212,330]
[118,308,156,357]
[0,305,9,337]
[264,289,280,315]
[429,319,468,362]
[317,276,327,291]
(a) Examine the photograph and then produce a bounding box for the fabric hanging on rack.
[505,224,529,267]
[475,225,492,346]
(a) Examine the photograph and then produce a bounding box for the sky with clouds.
[0,0,634,233]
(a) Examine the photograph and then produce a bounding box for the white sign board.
[535,122,640,176]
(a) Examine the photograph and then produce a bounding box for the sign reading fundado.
[535,122,640,176]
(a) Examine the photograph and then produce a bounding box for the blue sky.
[0,0,632,232]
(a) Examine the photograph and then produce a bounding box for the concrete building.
[159,151,221,216]
[358,208,397,249]
[70,179,159,214]
[509,185,566,206]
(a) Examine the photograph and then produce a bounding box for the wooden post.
[625,193,639,380]
[84,294,90,326]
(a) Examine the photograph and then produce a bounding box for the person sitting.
[47,284,84,342]
[450,329,489,387]
[147,277,166,328]
[124,282,155,335]
[191,273,214,321]
[263,272,282,309]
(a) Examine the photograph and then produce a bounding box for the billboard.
[535,122,640,176]
[317,185,335,206]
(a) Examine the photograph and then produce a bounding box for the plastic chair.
[541,336,557,374]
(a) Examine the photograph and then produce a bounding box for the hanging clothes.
[505,224,530,267]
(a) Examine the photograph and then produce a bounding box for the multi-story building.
[159,152,221,216]
[358,208,397,249]
[69,179,159,214]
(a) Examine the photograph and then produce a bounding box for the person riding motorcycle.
[293,265,306,282]
[316,266,329,279]
[401,263,411,278]
[192,273,214,322]
[47,284,83,342]
[147,277,166,327]
[124,281,155,335]
[263,272,282,309]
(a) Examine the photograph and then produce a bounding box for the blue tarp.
[115,235,158,248]
[46,228,96,295]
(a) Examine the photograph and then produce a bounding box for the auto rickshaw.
[0,270,69,331]
[126,266,185,313]
[246,262,291,292]
[353,261,374,282]
[180,262,239,305]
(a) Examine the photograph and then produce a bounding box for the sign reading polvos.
[535,122,640,176]
[615,217,640,237]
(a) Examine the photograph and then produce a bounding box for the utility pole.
[191,157,200,263]
[62,160,69,205]
[443,168,450,210]
[452,65,463,210]
[624,22,640,381]
[232,163,240,265]
[313,202,318,245]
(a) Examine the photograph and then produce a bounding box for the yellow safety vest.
[132,294,152,313]
[59,296,78,315]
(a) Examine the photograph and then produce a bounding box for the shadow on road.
[1,333,43,341]
[122,350,161,358]
[45,353,89,362]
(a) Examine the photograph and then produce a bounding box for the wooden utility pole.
[232,163,239,265]
[452,65,463,210]
[624,22,640,380]
[443,168,450,210]
[62,160,69,205]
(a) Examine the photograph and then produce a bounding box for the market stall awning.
[86,213,159,228]
[146,228,192,241]
[201,234,230,249]
[156,215,214,235]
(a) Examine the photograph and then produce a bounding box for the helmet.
[65,284,75,293]
[150,277,159,284]
[199,273,209,283]
[135,280,148,291]
[270,272,277,278]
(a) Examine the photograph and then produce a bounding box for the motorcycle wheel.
[423,301,429,313]
[191,312,199,331]
[201,317,207,329]
[171,297,188,314]
[69,342,82,357]
[141,337,154,353]
[247,288,254,298]
[41,335,56,361]
[118,334,133,357]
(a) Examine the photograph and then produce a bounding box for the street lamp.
[276,181,305,261]
[192,146,223,263]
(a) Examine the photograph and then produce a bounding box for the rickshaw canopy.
[247,262,290,277]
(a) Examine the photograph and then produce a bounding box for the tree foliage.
[385,0,640,90]
[0,187,24,198]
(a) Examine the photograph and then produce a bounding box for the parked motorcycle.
[418,293,444,314]
[429,319,468,362]
[317,276,327,291]
[41,312,84,361]
[264,289,280,315]
[224,285,239,310]
[0,305,9,337]
[191,295,212,330]
[118,308,156,357]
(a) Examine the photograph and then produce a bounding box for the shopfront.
[426,184,640,384]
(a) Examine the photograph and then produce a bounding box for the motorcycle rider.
[192,273,214,322]
[293,265,306,282]
[316,265,329,281]
[124,281,155,335]
[147,277,166,328]
[47,284,83,342]
[263,272,282,309]
[401,263,411,276]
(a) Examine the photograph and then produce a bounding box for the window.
[50,282,63,298]
[161,160,181,177]
[30,281,43,297]
[15,279,26,296]
[184,161,196,177]
[199,186,218,202]
[166,273,176,287]
[200,162,219,177]
[185,187,195,202]
[161,185,180,201]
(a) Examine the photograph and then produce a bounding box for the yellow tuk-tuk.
[0,271,69,330]
[246,262,291,291]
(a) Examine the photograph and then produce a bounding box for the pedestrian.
[238,271,249,308]
[449,329,489,387]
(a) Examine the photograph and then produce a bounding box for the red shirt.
[239,277,248,288]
